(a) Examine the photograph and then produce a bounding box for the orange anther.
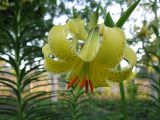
[67,76,78,89]
[80,79,86,89]
[88,80,94,93]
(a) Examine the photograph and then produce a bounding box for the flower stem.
[119,81,128,120]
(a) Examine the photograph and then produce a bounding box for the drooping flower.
[42,19,137,94]
[137,20,148,38]
[0,0,9,10]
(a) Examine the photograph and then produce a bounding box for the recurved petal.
[105,46,137,82]
[89,62,109,88]
[79,30,101,62]
[48,25,78,61]
[94,26,126,68]
[67,19,88,40]
[42,44,74,73]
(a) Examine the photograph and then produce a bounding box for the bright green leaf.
[116,0,141,27]
[104,12,115,27]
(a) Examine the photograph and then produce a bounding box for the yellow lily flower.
[0,0,9,10]
[137,20,148,38]
[42,19,137,94]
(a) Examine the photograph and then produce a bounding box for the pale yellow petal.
[48,25,78,61]
[42,44,74,73]
[94,26,126,68]
[99,24,105,35]
[67,19,88,40]
[44,57,74,73]
[89,62,109,88]
[79,30,101,62]
[105,46,137,82]
[42,44,51,56]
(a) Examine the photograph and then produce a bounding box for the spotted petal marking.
[104,46,137,82]
[42,44,74,73]
[89,62,109,88]
[67,19,88,40]
[94,25,126,68]
[79,30,101,62]
[48,25,78,61]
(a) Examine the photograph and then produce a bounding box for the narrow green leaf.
[0,70,16,76]
[104,12,115,27]
[148,94,159,102]
[18,66,26,84]
[0,26,15,45]
[0,81,17,93]
[149,24,159,37]
[0,110,17,116]
[21,35,44,47]
[19,23,41,40]
[0,96,17,104]
[8,56,19,75]
[116,0,141,27]
[22,75,46,89]
[25,65,42,75]
[153,65,160,73]
[157,41,160,57]
[99,5,115,27]
[151,84,159,92]
[24,70,45,80]
[0,56,9,63]
[0,77,17,86]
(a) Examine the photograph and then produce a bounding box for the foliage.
[83,99,160,120]
[127,80,138,100]
[0,0,99,119]
[1,99,159,120]
[0,0,59,119]
[135,0,160,113]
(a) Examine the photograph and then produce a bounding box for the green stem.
[14,0,24,120]
[153,0,160,107]
[119,81,128,120]
[72,90,80,120]
[154,0,158,27]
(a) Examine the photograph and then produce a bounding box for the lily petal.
[42,44,74,73]
[67,19,88,40]
[94,25,126,68]
[105,46,137,82]
[79,30,101,62]
[48,25,78,61]
[89,62,109,88]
